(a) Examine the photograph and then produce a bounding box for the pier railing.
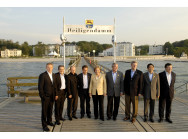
[7,77,38,97]
[6,56,81,98]
[175,82,188,95]
[65,56,81,74]
[84,56,188,96]
[84,57,110,73]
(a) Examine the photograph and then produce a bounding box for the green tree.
[135,45,149,55]
[21,42,30,56]
[163,42,174,55]
[34,42,46,57]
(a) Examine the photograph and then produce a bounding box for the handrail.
[175,82,188,95]
[84,56,110,74]
[85,56,188,95]
[6,56,81,97]
[175,82,188,90]
[65,56,81,74]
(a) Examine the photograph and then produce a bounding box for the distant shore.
[94,55,188,62]
[0,57,71,62]
[1,56,188,63]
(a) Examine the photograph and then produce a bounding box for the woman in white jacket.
[89,66,107,121]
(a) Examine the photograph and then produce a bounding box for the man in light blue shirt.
[106,63,124,120]
[112,71,117,83]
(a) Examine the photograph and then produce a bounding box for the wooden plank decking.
[0,57,188,132]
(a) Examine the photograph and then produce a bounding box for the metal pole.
[113,18,116,63]
[94,52,95,62]
[63,16,66,69]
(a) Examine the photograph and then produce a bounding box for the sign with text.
[64,25,114,35]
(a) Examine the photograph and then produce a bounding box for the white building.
[1,49,22,58]
[149,45,164,55]
[32,44,60,56]
[60,44,77,56]
[103,42,135,56]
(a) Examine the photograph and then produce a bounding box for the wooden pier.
[0,57,188,132]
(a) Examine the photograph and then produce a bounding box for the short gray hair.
[131,61,138,65]
[112,63,118,67]
[46,62,53,67]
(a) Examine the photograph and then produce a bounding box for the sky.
[0,7,188,46]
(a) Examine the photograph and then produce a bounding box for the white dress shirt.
[47,71,53,83]
[166,71,172,86]
[83,74,88,89]
[148,72,153,82]
[60,74,66,90]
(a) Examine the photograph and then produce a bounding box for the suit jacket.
[159,71,176,99]
[66,72,78,98]
[142,72,160,100]
[106,70,124,97]
[124,69,143,96]
[77,73,92,96]
[89,74,107,95]
[38,71,57,100]
[55,72,67,96]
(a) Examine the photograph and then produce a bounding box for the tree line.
[75,41,112,56]
[135,39,188,57]
[1,38,187,57]
[164,39,188,57]
[0,39,33,56]
[0,39,112,57]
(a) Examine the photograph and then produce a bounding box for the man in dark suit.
[38,63,58,132]
[54,65,67,125]
[142,63,160,122]
[123,61,143,123]
[77,65,92,118]
[106,63,124,121]
[158,63,176,123]
[67,66,78,120]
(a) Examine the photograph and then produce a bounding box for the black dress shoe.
[55,121,61,125]
[100,118,104,121]
[43,126,50,132]
[72,116,78,119]
[158,118,163,123]
[144,118,148,122]
[60,118,66,121]
[47,122,54,126]
[81,115,84,119]
[87,114,91,118]
[166,118,173,123]
[95,117,98,119]
[150,119,154,123]
[113,117,117,121]
[69,117,72,121]
[107,117,111,120]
